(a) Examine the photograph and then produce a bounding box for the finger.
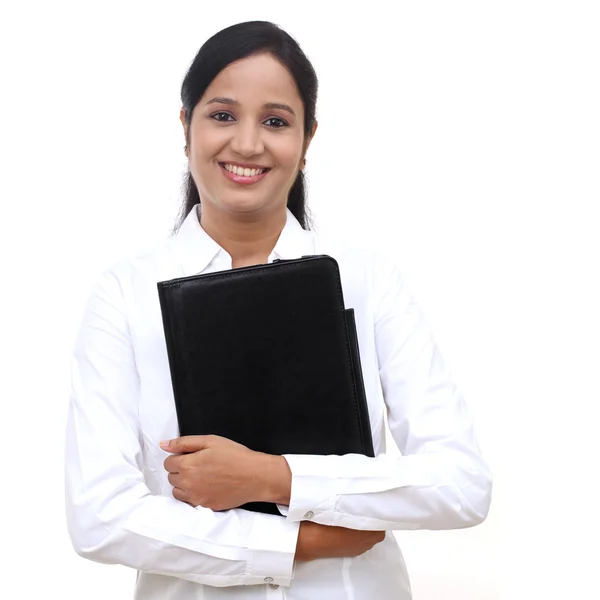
[160,435,211,453]
[167,472,180,487]
[172,486,188,503]
[163,455,180,473]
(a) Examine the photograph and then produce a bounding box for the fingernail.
[160,440,170,449]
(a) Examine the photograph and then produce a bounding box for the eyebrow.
[205,96,296,117]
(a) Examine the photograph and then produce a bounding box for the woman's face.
[183,52,313,217]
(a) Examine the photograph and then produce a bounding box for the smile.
[219,162,271,185]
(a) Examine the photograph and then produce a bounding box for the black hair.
[176,21,318,230]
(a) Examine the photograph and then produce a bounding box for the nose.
[229,121,265,158]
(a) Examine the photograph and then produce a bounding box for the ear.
[180,108,189,155]
[301,121,318,166]
[305,121,318,152]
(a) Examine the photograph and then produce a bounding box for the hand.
[295,522,385,562]
[161,435,290,510]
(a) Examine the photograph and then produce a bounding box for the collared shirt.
[65,205,492,600]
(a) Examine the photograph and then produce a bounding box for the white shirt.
[65,205,492,600]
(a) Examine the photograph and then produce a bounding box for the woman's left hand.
[161,435,289,510]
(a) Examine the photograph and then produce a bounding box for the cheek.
[272,134,304,168]
[190,122,226,163]
[188,134,221,195]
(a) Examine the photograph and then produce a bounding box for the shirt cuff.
[243,511,300,587]
[282,454,339,525]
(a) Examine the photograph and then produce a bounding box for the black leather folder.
[157,255,374,515]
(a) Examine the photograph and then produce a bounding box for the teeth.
[224,164,265,177]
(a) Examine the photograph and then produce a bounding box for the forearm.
[273,450,492,531]
[65,426,300,587]
[67,485,299,586]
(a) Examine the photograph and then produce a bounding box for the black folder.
[157,255,374,515]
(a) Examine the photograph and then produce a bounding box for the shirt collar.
[174,204,316,276]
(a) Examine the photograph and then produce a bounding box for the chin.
[219,196,274,215]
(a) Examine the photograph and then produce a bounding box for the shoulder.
[312,232,410,313]
[313,232,406,287]
[90,234,178,303]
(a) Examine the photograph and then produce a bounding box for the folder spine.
[157,281,187,432]
[344,309,375,458]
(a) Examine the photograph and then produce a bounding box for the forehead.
[203,53,303,108]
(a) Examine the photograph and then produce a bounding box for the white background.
[1,1,598,598]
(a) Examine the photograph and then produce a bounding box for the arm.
[271,256,493,531]
[65,270,299,587]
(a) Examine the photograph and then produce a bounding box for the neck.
[198,204,287,266]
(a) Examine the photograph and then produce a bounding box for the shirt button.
[270,584,280,590]
[304,510,315,519]
[264,577,274,583]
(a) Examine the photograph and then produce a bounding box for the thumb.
[160,435,210,453]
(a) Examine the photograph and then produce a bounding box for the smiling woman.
[178,22,318,238]
[65,20,492,600]
[181,52,312,223]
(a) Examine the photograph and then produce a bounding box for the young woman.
[65,20,492,600]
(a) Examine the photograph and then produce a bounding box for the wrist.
[256,453,292,504]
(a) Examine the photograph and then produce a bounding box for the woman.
[65,20,492,600]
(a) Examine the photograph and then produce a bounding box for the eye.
[210,112,235,122]
[264,117,288,128]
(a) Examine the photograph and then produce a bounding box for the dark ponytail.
[176,21,318,230]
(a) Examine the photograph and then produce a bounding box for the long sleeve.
[65,270,300,587]
[281,256,492,531]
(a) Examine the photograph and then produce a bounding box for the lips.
[220,162,271,177]
[218,162,271,185]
